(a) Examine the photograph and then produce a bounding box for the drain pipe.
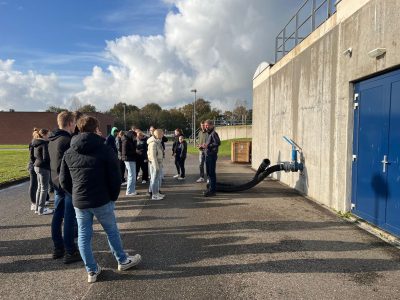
[214,136,304,193]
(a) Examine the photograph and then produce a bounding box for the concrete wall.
[253,0,400,212]
[0,112,115,144]
[215,125,252,141]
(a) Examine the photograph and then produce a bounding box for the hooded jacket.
[121,130,137,161]
[147,136,164,170]
[32,138,50,169]
[48,129,71,189]
[60,132,121,209]
[105,127,118,154]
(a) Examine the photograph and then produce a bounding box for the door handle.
[381,155,391,173]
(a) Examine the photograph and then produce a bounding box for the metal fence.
[275,0,337,62]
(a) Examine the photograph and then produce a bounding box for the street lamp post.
[190,89,197,147]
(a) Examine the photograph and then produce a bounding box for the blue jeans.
[124,161,137,194]
[74,201,127,273]
[149,162,160,194]
[205,155,217,192]
[51,188,77,253]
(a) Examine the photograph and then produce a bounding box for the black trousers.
[136,158,149,181]
[175,157,186,178]
[119,159,126,182]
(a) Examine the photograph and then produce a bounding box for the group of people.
[28,111,220,283]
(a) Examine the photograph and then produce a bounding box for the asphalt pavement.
[1,148,400,300]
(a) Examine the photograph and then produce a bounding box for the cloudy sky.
[0,0,304,112]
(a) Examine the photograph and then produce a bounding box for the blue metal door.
[352,69,400,237]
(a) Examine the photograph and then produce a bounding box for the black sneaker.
[52,248,65,259]
[63,251,82,264]
[203,190,216,197]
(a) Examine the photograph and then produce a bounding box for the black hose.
[214,159,284,193]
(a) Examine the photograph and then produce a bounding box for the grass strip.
[187,138,251,157]
[0,150,29,184]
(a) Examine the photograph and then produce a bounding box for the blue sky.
[0,0,305,111]
[0,0,171,80]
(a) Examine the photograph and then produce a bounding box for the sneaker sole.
[118,256,142,271]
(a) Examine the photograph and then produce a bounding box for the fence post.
[312,0,316,31]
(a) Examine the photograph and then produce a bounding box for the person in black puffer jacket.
[60,115,141,282]
[32,128,54,215]
[121,130,138,196]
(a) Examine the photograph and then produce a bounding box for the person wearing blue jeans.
[48,111,81,264]
[60,115,141,283]
[121,130,138,196]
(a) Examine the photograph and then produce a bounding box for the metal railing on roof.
[275,0,337,62]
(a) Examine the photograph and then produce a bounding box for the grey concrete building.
[252,0,400,237]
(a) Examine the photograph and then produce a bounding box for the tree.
[46,106,67,113]
[78,104,96,112]
[140,103,162,127]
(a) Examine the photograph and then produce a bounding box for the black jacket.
[32,139,50,169]
[105,134,117,154]
[175,140,187,160]
[48,129,71,189]
[60,132,121,209]
[172,135,180,155]
[136,136,148,160]
[121,131,137,161]
[205,128,221,156]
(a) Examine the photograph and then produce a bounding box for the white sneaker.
[118,254,142,271]
[38,208,54,215]
[141,180,147,184]
[196,177,205,183]
[45,201,50,206]
[178,177,185,180]
[126,191,138,196]
[207,179,210,183]
[137,176,141,180]
[151,194,164,200]
[121,182,127,186]
[30,204,36,211]
[173,174,179,178]
[88,264,101,283]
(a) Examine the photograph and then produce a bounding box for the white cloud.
[76,0,285,111]
[1,0,301,111]
[0,59,64,111]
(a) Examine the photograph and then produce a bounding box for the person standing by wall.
[48,111,81,264]
[147,129,165,200]
[201,120,220,197]
[121,129,138,196]
[196,121,208,183]
[32,128,54,215]
[28,132,38,211]
[60,115,141,283]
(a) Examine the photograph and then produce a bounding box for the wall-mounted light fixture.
[368,48,386,58]
[342,47,352,57]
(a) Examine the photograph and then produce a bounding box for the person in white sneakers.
[60,115,141,283]
[147,129,165,200]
